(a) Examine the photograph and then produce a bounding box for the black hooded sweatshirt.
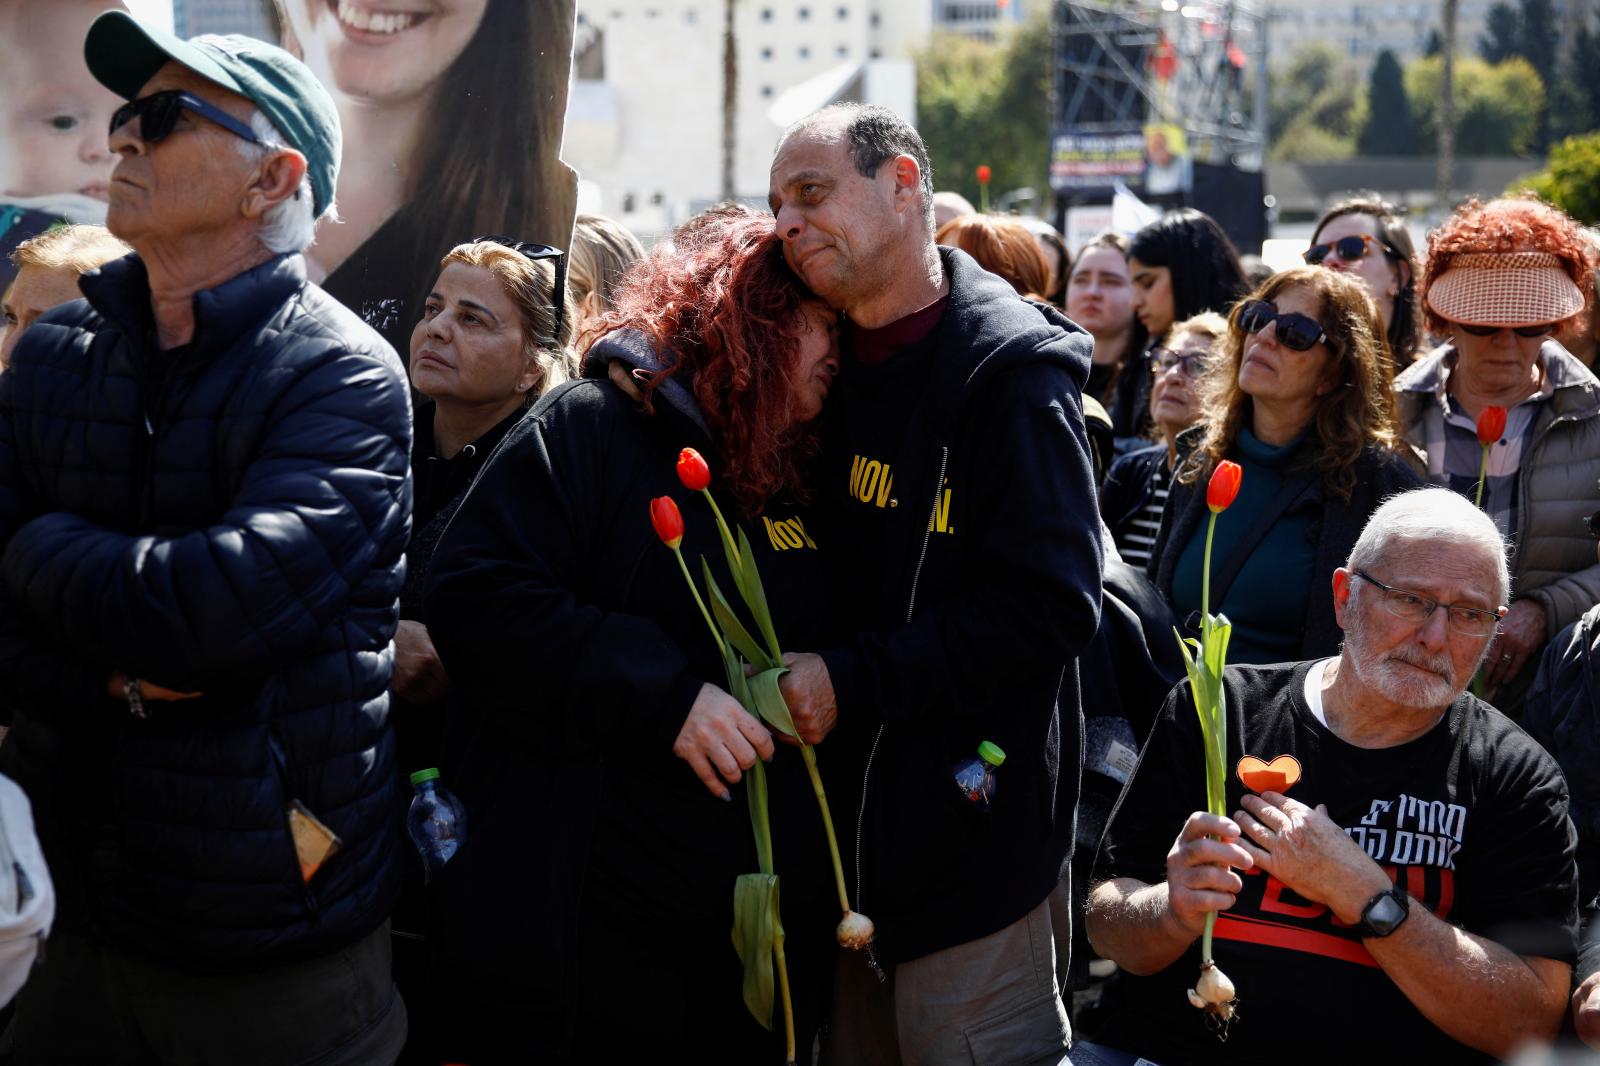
[421,332,833,1058]
[815,248,1104,964]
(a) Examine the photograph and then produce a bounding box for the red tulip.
[976,164,992,185]
[650,496,684,550]
[677,447,711,491]
[1207,460,1243,513]
[1476,405,1507,447]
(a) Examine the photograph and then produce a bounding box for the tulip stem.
[701,488,740,565]
[1474,445,1488,509]
[674,547,727,662]
[800,744,851,913]
[774,929,797,1064]
[1201,510,1218,619]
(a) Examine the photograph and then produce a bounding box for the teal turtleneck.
[1171,427,1318,665]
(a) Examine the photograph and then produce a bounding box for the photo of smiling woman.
[270,0,577,354]
[1148,266,1422,665]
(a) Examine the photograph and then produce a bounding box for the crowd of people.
[4,9,1600,1066]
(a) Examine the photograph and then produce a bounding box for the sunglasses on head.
[110,90,270,147]
[1303,233,1398,266]
[1455,321,1553,338]
[1236,298,1330,352]
[471,234,568,346]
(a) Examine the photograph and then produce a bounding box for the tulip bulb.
[836,910,875,949]
[1189,961,1237,1024]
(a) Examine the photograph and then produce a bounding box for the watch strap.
[124,676,149,720]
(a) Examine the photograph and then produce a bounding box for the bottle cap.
[409,768,441,786]
[977,741,1006,767]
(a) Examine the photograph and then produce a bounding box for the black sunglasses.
[1303,233,1400,266]
[1456,321,1553,339]
[110,90,269,147]
[471,234,567,346]
[1236,299,1330,352]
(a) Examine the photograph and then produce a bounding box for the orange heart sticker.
[1237,754,1302,794]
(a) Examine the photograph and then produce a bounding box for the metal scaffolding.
[1051,0,1268,174]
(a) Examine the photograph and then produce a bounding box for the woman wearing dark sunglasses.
[1147,266,1422,665]
[1395,196,1600,713]
[1306,195,1424,367]
[420,208,840,1062]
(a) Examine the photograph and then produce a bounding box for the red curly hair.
[1422,196,1597,335]
[602,206,825,513]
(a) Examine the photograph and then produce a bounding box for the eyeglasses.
[1149,346,1211,378]
[1236,299,1330,352]
[1352,570,1502,637]
[109,90,269,147]
[470,234,567,346]
[1303,233,1399,266]
[1455,321,1553,339]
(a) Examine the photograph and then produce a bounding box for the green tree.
[1479,2,1521,62]
[915,15,1052,207]
[1548,16,1600,140]
[1520,0,1558,148]
[1510,132,1600,223]
[1425,28,1445,55]
[1406,55,1545,156]
[1358,50,1418,154]
[1268,44,1344,142]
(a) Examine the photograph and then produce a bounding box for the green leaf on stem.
[704,559,773,669]
[736,527,783,661]
[731,872,780,1029]
[746,757,775,874]
[749,667,800,738]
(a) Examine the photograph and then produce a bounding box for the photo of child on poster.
[0,0,128,291]
[0,0,577,359]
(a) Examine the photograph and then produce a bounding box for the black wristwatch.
[1359,887,1411,938]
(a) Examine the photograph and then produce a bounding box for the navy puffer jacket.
[0,252,411,970]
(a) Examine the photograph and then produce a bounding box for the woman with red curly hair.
[1397,195,1600,712]
[421,206,839,1061]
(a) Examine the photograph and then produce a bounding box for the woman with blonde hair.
[1148,266,1421,663]
[569,212,645,352]
[387,236,572,1060]
[1101,310,1226,568]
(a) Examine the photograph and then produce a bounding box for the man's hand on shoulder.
[777,652,837,745]
[1165,811,1255,937]
[1233,791,1391,925]
[105,672,202,701]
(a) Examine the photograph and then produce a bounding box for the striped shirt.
[1416,353,1555,543]
[1118,461,1170,569]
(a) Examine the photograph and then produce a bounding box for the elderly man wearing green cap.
[0,13,412,1063]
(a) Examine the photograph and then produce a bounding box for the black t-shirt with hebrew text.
[1092,660,1579,1065]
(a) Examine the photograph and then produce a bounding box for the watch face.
[1365,892,1408,935]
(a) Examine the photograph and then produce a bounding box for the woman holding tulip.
[1397,196,1600,710]
[1149,266,1421,663]
[420,208,841,1062]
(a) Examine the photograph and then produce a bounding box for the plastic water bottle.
[953,741,1006,812]
[407,768,466,880]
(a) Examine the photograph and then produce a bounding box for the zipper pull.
[866,941,886,983]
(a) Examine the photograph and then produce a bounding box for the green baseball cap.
[83,11,341,218]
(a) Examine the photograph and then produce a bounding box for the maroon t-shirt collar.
[846,294,950,366]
